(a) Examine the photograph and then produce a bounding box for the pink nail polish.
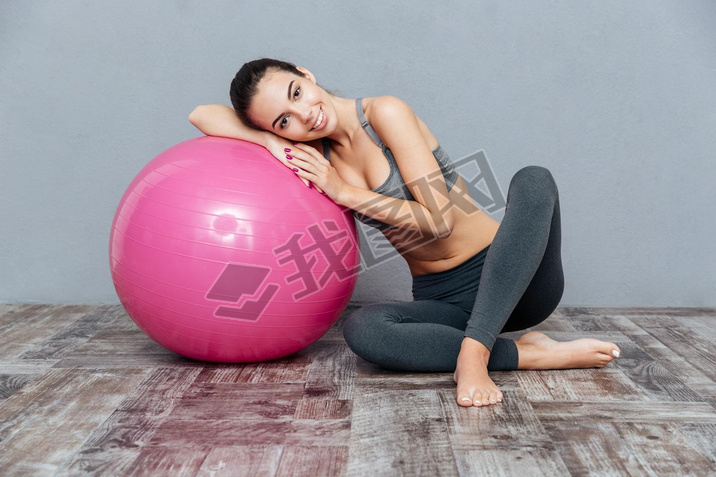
[292,142,298,145]
[284,148,291,153]
[293,167,298,172]
[286,155,292,160]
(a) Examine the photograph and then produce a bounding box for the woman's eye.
[280,88,301,128]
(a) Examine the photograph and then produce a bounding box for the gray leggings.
[342,165,564,372]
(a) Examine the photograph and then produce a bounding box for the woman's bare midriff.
[386,174,501,277]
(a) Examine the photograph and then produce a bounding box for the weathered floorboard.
[0,304,712,476]
[347,388,458,476]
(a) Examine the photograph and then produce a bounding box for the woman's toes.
[474,393,489,407]
[602,342,620,358]
[458,395,473,407]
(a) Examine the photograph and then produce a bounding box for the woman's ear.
[295,66,316,84]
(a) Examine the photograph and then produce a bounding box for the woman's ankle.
[460,336,491,363]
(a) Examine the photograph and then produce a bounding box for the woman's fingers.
[268,142,307,186]
[281,145,310,187]
[291,142,329,164]
[286,150,322,178]
[285,142,327,194]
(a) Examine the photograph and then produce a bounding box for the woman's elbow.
[437,226,453,239]
[437,210,455,239]
[188,105,206,125]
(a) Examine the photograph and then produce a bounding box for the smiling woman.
[188,57,621,410]
[229,58,333,135]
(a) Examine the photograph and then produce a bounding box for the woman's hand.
[286,142,348,203]
[264,134,325,193]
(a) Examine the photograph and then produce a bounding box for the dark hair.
[229,58,304,131]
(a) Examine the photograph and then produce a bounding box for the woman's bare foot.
[514,331,621,370]
[453,337,503,407]
[452,332,622,407]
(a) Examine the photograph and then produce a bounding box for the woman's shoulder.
[362,95,412,122]
[363,95,439,151]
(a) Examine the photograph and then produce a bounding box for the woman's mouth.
[311,107,325,131]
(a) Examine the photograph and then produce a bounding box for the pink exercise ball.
[109,136,361,362]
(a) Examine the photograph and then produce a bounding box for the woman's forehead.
[259,70,297,95]
[255,72,302,108]
[252,71,299,125]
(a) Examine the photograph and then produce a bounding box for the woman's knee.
[509,165,558,204]
[342,304,393,358]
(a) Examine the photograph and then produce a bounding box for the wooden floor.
[0,304,714,476]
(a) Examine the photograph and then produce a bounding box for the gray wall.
[1,1,714,306]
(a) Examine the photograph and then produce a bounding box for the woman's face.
[249,67,332,141]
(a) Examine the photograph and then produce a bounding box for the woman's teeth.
[312,109,324,130]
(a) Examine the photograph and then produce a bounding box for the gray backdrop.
[1,1,714,306]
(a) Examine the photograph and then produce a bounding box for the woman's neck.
[324,96,363,151]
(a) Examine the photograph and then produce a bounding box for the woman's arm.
[287,142,450,239]
[188,104,318,190]
[189,104,271,147]
[338,184,451,239]
[367,96,455,236]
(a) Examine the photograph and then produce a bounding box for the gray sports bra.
[321,97,458,231]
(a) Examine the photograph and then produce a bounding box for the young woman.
[189,58,621,408]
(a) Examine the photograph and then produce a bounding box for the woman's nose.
[302,109,314,124]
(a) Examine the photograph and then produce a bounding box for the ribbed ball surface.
[109,136,360,362]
